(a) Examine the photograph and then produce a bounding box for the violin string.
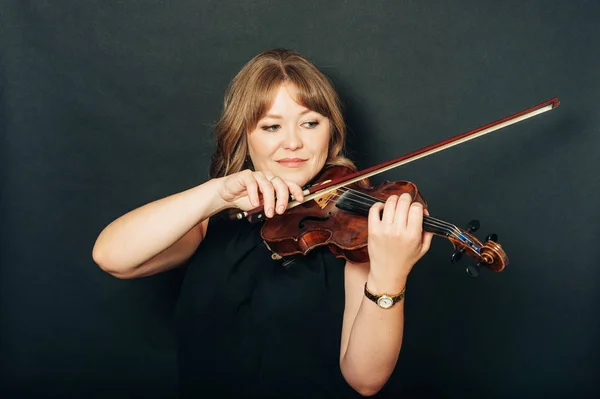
[339,188,463,238]
[310,186,464,240]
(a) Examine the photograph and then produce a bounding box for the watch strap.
[364,282,406,308]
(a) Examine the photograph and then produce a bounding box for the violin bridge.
[314,189,337,209]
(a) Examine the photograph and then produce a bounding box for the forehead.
[264,84,314,116]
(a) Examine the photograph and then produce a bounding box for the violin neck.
[334,189,458,237]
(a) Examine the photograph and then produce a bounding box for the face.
[247,83,330,188]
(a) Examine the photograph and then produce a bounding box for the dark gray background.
[1,0,598,397]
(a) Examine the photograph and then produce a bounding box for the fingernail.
[277,205,285,213]
[267,207,273,217]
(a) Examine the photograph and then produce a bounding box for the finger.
[394,192,413,227]
[285,180,305,204]
[421,231,434,255]
[406,201,424,234]
[368,201,385,229]
[270,176,290,214]
[382,195,399,224]
[420,207,433,254]
[241,170,260,207]
[254,172,276,217]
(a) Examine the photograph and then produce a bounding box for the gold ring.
[269,176,280,183]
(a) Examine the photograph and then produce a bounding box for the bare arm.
[92,170,306,279]
[339,194,433,396]
[340,262,407,396]
[92,178,227,279]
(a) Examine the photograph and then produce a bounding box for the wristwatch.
[364,282,406,309]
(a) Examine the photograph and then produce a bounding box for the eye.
[261,124,280,132]
[302,121,319,129]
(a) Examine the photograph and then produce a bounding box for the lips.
[276,158,307,168]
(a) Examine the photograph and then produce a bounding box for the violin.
[232,97,560,277]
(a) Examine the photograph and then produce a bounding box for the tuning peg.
[450,248,465,263]
[450,252,463,263]
[450,249,465,263]
[466,220,480,233]
[466,262,482,278]
[485,233,498,242]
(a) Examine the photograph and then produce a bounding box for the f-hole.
[298,212,332,228]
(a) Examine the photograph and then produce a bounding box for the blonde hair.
[208,48,358,179]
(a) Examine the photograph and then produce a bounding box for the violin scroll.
[448,221,508,277]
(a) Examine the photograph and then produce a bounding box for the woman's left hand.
[366,193,433,291]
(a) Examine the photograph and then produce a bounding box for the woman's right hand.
[216,169,305,218]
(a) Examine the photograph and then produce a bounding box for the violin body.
[260,165,508,274]
[247,98,563,273]
[260,165,428,263]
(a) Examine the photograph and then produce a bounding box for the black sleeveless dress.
[174,213,364,398]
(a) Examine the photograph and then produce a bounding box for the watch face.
[377,296,393,309]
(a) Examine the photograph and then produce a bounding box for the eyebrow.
[263,109,312,119]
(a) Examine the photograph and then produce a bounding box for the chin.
[282,174,310,188]
[269,162,324,188]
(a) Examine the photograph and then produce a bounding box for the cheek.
[248,133,278,163]
[246,134,262,167]
[248,132,265,154]
[318,129,331,157]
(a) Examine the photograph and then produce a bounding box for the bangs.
[210,48,353,179]
[245,63,333,130]
[286,66,333,118]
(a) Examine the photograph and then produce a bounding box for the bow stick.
[234,97,560,221]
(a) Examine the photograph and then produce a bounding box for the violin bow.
[234,97,560,221]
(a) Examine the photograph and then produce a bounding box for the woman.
[93,48,433,397]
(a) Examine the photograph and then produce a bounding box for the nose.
[282,126,303,150]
